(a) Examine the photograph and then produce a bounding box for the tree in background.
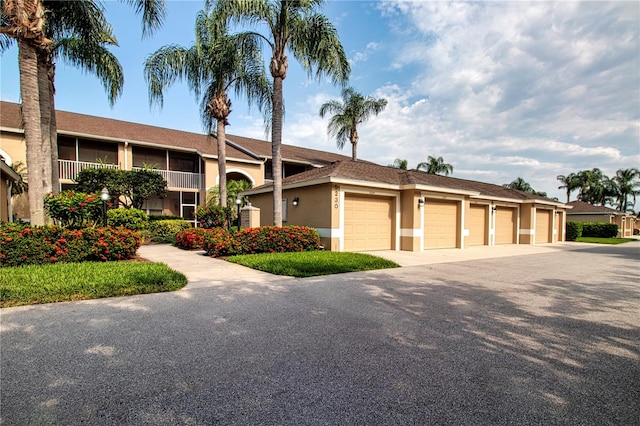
[145,9,270,207]
[211,0,350,226]
[9,161,28,197]
[319,86,387,162]
[389,159,408,170]
[75,168,167,209]
[503,177,547,197]
[417,156,454,176]
[556,172,579,203]
[611,168,639,212]
[576,168,615,206]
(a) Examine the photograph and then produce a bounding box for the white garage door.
[344,194,393,251]
[535,210,552,243]
[495,207,517,244]
[424,199,459,249]
[468,204,488,246]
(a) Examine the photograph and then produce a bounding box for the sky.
[1,0,639,206]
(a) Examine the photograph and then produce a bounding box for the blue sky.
[1,0,639,205]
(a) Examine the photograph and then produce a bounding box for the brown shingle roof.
[251,159,565,204]
[0,101,348,166]
[567,200,622,215]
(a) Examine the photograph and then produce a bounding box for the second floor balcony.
[58,160,204,190]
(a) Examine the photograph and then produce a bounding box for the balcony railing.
[58,159,120,181]
[133,167,204,190]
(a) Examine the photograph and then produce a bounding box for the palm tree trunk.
[18,39,46,225]
[350,129,359,162]
[271,75,284,227]
[46,55,59,193]
[37,49,54,198]
[217,119,227,207]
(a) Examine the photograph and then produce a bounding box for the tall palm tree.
[611,168,640,212]
[144,10,270,207]
[1,0,164,224]
[556,172,579,203]
[503,177,534,193]
[389,158,408,170]
[319,87,387,162]
[576,168,615,206]
[210,0,350,226]
[417,156,453,176]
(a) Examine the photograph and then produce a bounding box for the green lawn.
[227,250,399,277]
[0,261,187,308]
[575,237,635,244]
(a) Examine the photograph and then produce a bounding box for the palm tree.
[503,177,534,193]
[576,168,615,206]
[319,87,387,162]
[556,172,579,203]
[210,0,350,226]
[389,158,408,170]
[611,168,640,212]
[417,156,453,176]
[1,0,164,224]
[9,161,28,196]
[144,10,270,207]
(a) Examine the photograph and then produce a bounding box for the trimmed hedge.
[148,219,192,243]
[175,228,211,250]
[199,226,322,258]
[582,222,618,238]
[107,208,148,231]
[0,223,141,267]
[566,221,618,240]
[149,214,183,221]
[566,222,583,241]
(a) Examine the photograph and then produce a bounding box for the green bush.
[195,205,234,229]
[566,222,583,241]
[44,191,106,229]
[175,228,211,250]
[202,226,322,258]
[582,222,618,238]
[148,219,191,244]
[107,208,148,230]
[0,223,141,267]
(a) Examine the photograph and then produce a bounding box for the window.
[133,146,165,169]
[169,152,198,173]
[282,198,288,222]
[78,140,117,164]
[57,136,76,161]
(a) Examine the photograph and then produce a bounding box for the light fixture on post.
[417,198,424,208]
[491,205,497,212]
[100,187,110,227]
[235,196,242,228]
[292,197,299,206]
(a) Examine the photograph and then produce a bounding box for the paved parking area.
[1,242,639,424]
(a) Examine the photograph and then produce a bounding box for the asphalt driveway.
[1,242,639,425]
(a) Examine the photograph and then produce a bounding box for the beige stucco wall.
[400,190,422,251]
[0,132,27,166]
[1,177,9,221]
[204,158,263,190]
[519,205,534,244]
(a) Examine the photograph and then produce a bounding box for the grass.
[575,237,635,244]
[0,261,187,308]
[227,250,399,277]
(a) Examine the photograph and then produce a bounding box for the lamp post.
[235,196,242,229]
[100,187,110,227]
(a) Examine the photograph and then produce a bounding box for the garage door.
[424,199,459,249]
[344,194,393,251]
[495,207,517,244]
[535,209,552,243]
[468,204,488,246]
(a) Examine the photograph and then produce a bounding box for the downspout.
[124,141,128,170]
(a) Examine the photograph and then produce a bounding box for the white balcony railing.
[133,167,204,190]
[58,159,120,181]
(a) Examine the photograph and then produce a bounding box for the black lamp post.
[235,196,242,229]
[100,187,109,227]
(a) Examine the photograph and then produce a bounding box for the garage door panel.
[495,207,516,244]
[424,199,459,249]
[344,194,393,251]
[468,204,488,246]
[536,210,551,243]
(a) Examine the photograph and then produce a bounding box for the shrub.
[0,223,141,267]
[582,222,618,238]
[44,191,106,229]
[107,208,148,231]
[175,228,211,250]
[195,205,234,229]
[566,222,583,241]
[148,219,191,244]
[202,226,322,258]
[202,228,237,257]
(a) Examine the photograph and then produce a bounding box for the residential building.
[566,200,636,238]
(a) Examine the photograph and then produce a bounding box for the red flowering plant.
[0,223,140,266]
[175,228,211,250]
[202,228,238,257]
[195,205,234,229]
[44,191,106,229]
[233,226,322,254]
